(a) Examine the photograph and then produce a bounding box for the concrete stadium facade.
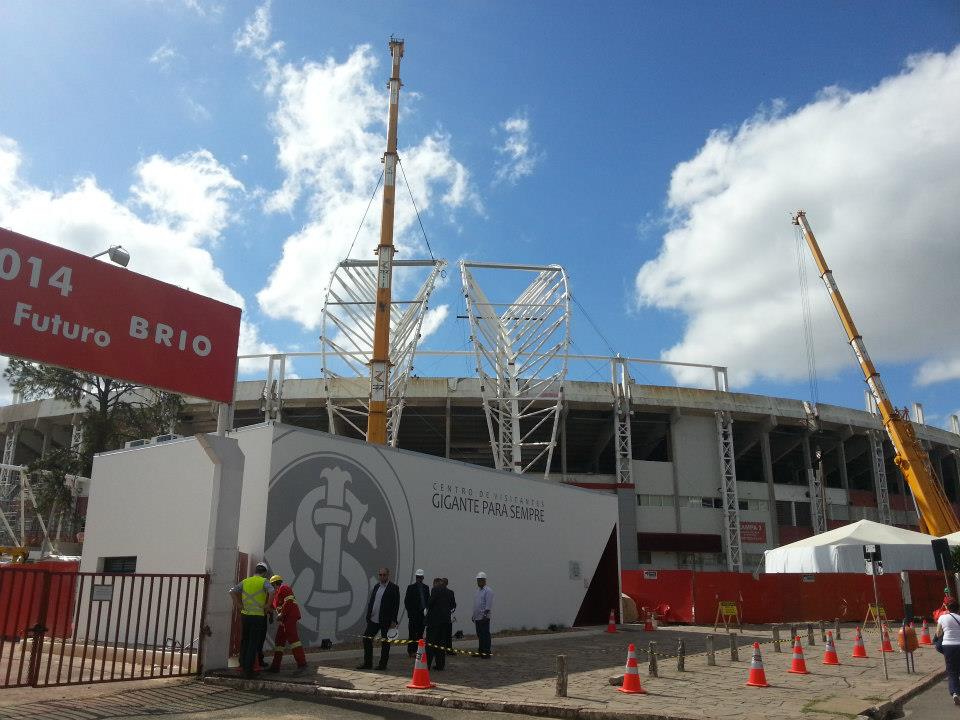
[3,361,960,572]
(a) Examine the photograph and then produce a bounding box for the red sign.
[739,521,767,544]
[0,228,241,403]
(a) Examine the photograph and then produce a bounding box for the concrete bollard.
[834,618,842,640]
[807,624,815,646]
[648,642,658,677]
[819,620,827,643]
[729,633,739,661]
[772,625,782,653]
[706,635,716,666]
[677,639,685,672]
[556,655,567,697]
[790,625,797,644]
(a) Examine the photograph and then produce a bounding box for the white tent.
[942,530,960,546]
[764,520,937,573]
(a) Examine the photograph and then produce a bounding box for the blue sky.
[1,1,958,427]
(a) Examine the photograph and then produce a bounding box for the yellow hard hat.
[269,575,283,585]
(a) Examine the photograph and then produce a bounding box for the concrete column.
[669,409,682,533]
[760,428,780,547]
[444,397,451,460]
[835,438,850,491]
[197,433,245,673]
[560,405,568,482]
[40,429,52,458]
[617,486,640,571]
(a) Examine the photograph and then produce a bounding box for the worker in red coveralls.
[936,587,958,621]
[267,575,308,676]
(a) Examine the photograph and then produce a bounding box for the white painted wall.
[262,424,618,644]
[81,437,214,574]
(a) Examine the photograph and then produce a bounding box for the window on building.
[637,551,653,564]
[776,500,793,526]
[794,502,812,527]
[100,556,137,573]
[637,494,676,507]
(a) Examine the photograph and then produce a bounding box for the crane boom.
[792,211,960,535]
[366,37,404,445]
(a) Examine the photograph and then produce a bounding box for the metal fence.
[0,568,209,688]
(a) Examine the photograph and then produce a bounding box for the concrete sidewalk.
[205,623,945,719]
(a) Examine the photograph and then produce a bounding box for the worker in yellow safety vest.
[230,561,275,678]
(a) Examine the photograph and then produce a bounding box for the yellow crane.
[367,37,404,445]
[792,211,960,535]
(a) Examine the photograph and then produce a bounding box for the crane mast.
[792,211,960,535]
[366,37,404,445]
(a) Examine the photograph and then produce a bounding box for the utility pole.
[366,37,404,445]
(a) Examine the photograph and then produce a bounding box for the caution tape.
[358,634,492,658]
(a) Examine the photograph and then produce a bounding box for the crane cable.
[794,224,820,407]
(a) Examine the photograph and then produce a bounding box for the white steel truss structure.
[715,410,743,572]
[807,449,827,534]
[869,430,893,525]
[320,258,446,447]
[460,262,569,478]
[612,356,634,485]
[0,420,22,546]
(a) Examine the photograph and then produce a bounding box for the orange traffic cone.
[745,642,769,687]
[880,624,894,653]
[405,639,435,690]
[618,643,647,694]
[822,630,840,665]
[606,609,618,633]
[788,636,809,674]
[852,626,869,658]
[919,619,932,646]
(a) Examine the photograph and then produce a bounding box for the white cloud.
[634,47,960,388]
[420,305,449,340]
[235,4,476,330]
[234,0,283,61]
[0,135,272,389]
[149,43,180,72]
[916,358,960,386]
[493,112,542,184]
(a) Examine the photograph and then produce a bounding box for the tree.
[3,359,183,524]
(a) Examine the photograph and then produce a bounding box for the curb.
[859,667,945,720]
[202,675,699,720]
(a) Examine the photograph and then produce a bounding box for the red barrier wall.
[0,562,79,639]
[907,571,951,619]
[622,569,906,624]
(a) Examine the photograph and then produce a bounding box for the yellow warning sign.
[714,600,741,631]
[863,603,887,632]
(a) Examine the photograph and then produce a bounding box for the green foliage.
[3,357,183,481]
[26,447,83,524]
[951,545,960,574]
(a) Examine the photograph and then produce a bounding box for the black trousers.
[407,614,425,656]
[425,623,446,669]
[239,614,267,673]
[362,621,391,668]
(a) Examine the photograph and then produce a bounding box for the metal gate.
[0,567,209,687]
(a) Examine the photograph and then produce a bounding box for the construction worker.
[229,561,275,678]
[267,574,307,675]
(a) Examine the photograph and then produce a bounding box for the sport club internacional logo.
[264,450,413,646]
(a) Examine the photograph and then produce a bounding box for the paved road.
[902,678,959,719]
[0,678,528,720]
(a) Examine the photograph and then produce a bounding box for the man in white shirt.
[471,571,494,658]
[936,599,960,705]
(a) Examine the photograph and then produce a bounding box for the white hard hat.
[415,569,424,577]
[476,571,487,579]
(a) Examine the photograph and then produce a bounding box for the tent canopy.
[764,519,937,573]
[942,530,960,546]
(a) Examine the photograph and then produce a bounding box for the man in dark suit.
[425,577,456,670]
[404,569,429,658]
[441,577,456,662]
[357,567,400,670]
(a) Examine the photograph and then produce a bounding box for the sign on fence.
[0,227,241,403]
[713,600,741,631]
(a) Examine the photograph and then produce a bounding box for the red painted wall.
[622,568,921,624]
